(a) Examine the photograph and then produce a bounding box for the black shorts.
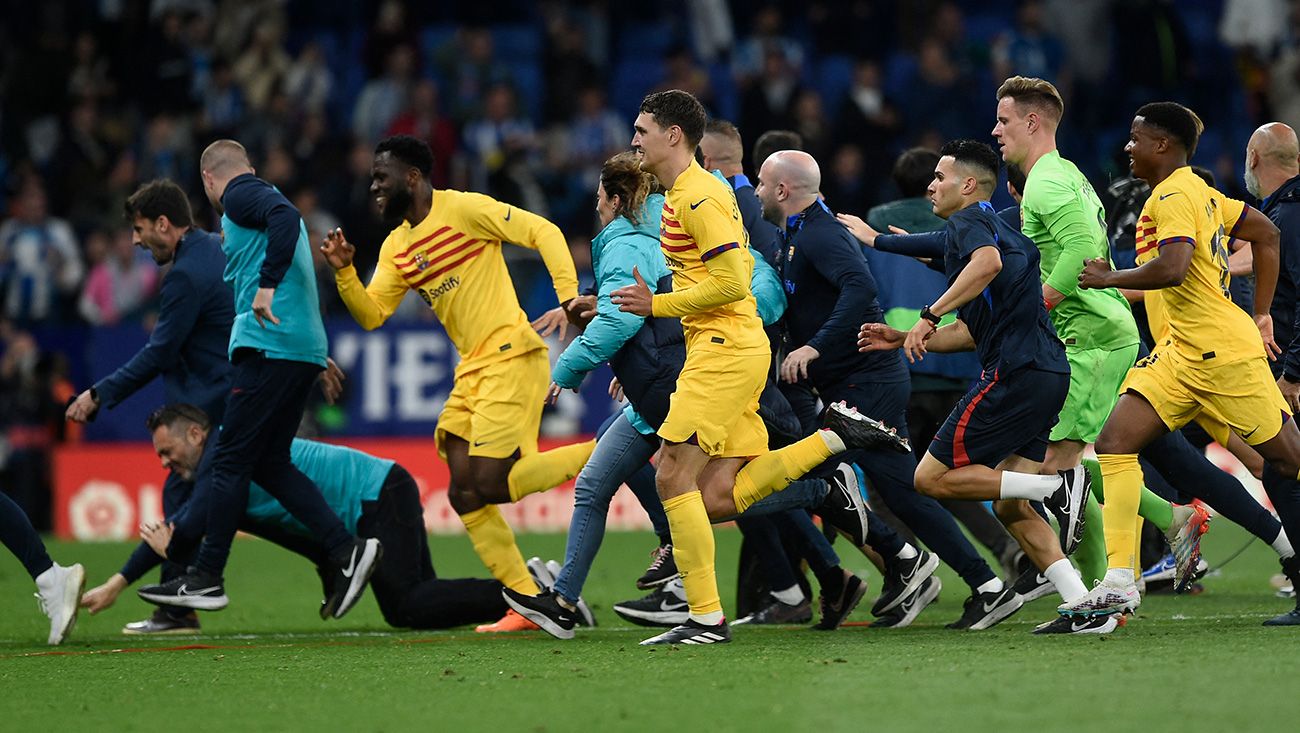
[928,367,1069,469]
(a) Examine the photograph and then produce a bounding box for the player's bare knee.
[447,486,483,515]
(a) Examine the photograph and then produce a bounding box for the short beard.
[381,186,413,227]
[1244,166,1261,199]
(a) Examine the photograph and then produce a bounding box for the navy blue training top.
[944,202,1068,376]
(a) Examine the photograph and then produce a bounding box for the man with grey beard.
[1244,121,1300,626]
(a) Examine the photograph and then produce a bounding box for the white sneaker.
[1058,577,1140,618]
[35,563,85,646]
[527,556,556,590]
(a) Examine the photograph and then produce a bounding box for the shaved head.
[1250,123,1300,169]
[200,139,252,176]
[1245,121,1299,199]
[763,150,821,195]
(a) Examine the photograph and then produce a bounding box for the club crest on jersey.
[413,252,430,271]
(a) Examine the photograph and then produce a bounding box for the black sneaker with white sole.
[542,559,596,627]
[325,537,383,619]
[822,401,911,454]
[1045,465,1090,555]
[1032,614,1119,634]
[946,586,1023,630]
[639,618,731,645]
[503,589,578,639]
[814,570,868,630]
[138,569,228,611]
[733,595,812,625]
[123,609,201,635]
[872,575,942,629]
[613,579,690,627]
[872,549,938,616]
[813,465,870,546]
[636,544,679,590]
[1011,566,1055,604]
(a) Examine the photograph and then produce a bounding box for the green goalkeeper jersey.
[1021,151,1139,351]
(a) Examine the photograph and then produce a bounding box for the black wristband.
[920,305,942,326]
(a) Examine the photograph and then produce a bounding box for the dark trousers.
[0,490,52,580]
[819,377,996,589]
[359,466,506,628]
[157,472,196,618]
[194,352,352,576]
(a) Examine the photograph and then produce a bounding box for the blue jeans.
[554,411,661,604]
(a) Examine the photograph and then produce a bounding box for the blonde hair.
[996,76,1064,122]
[600,152,657,224]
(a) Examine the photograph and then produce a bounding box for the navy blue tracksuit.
[778,200,996,590]
[1259,175,1300,552]
[93,228,234,612]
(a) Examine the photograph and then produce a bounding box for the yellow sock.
[1098,453,1143,571]
[459,505,538,594]
[662,491,723,621]
[506,439,596,502]
[731,432,835,514]
[1132,516,1145,578]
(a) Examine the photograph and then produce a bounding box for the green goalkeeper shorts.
[1050,342,1141,444]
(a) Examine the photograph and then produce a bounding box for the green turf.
[1,523,1296,732]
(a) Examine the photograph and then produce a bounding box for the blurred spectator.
[364,0,418,79]
[50,99,115,229]
[560,86,627,183]
[284,41,334,116]
[655,46,714,108]
[463,83,541,205]
[232,22,291,112]
[140,10,196,116]
[0,178,84,324]
[1112,0,1192,100]
[386,80,458,189]
[200,58,246,139]
[901,37,970,143]
[1271,6,1300,129]
[437,27,514,123]
[137,116,193,188]
[67,31,116,102]
[740,47,802,138]
[353,44,416,144]
[834,59,899,193]
[686,0,735,62]
[991,0,1067,84]
[295,187,347,320]
[77,228,159,326]
[260,144,297,190]
[789,89,830,162]
[0,324,67,530]
[542,16,602,126]
[732,5,804,86]
[821,144,870,216]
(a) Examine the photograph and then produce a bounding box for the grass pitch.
[2,523,1296,732]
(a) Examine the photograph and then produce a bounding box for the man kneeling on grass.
[81,404,514,633]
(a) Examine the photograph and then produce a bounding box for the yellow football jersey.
[1135,167,1261,364]
[650,161,767,355]
[335,189,578,373]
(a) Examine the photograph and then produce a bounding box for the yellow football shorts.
[659,349,769,458]
[435,348,548,460]
[1121,346,1290,446]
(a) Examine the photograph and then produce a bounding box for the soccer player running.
[319,135,596,632]
[84,404,514,630]
[1068,102,1300,618]
[989,78,1214,626]
[1245,121,1300,625]
[611,90,907,645]
[139,141,381,619]
[858,140,1092,631]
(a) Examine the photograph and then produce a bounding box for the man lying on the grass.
[81,403,514,634]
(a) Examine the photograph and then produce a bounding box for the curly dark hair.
[375,134,435,178]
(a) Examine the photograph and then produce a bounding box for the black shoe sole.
[635,572,681,591]
[873,552,939,616]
